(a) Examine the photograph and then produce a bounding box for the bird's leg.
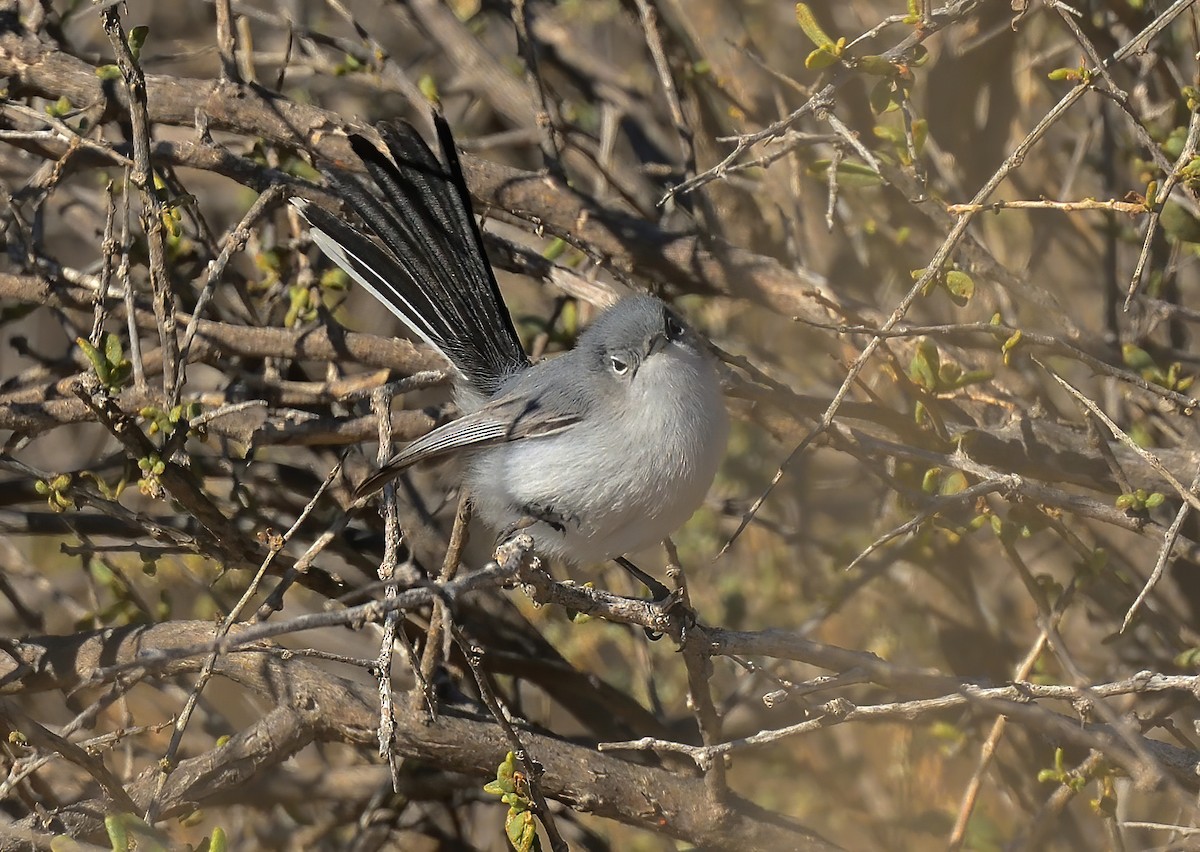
[494,515,539,550]
[613,557,694,642]
[614,556,672,602]
[494,504,568,552]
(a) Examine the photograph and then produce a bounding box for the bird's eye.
[664,313,686,340]
[610,356,629,375]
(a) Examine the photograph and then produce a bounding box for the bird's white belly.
[467,349,728,566]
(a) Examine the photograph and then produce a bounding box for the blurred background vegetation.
[3,0,1200,849]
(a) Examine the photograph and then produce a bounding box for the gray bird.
[293,115,728,578]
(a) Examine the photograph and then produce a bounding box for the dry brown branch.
[4,0,1200,848]
[0,615,838,851]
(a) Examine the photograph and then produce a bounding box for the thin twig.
[118,167,145,391]
[456,630,569,852]
[946,579,1076,849]
[600,668,1193,778]
[101,6,180,405]
[90,182,117,347]
[511,0,564,181]
[665,541,726,803]
[177,185,286,373]
[843,476,1020,574]
[633,0,697,182]
[945,197,1146,214]
[143,462,342,823]
[415,493,472,717]
[372,386,404,793]
[1036,358,1200,513]
[1122,466,1200,632]
[719,3,1200,553]
[1126,108,1200,308]
[213,0,240,81]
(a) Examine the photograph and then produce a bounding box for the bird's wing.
[354,393,581,498]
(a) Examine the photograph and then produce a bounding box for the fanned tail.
[293,113,527,396]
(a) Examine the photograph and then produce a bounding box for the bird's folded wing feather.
[355,394,581,498]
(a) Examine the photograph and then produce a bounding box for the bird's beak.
[646,333,668,357]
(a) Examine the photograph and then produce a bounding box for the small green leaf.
[873,124,904,145]
[805,46,839,70]
[105,815,130,851]
[1173,647,1200,667]
[938,362,962,385]
[1001,330,1022,365]
[1121,343,1156,372]
[808,160,883,187]
[128,26,150,61]
[104,332,123,369]
[333,54,363,76]
[908,339,940,391]
[1159,202,1200,243]
[911,118,928,155]
[320,267,349,291]
[418,74,440,104]
[95,64,122,80]
[943,270,974,305]
[869,79,895,113]
[505,809,538,851]
[46,95,72,118]
[76,337,111,384]
[857,55,895,75]
[795,3,836,49]
[542,238,568,262]
[940,471,969,496]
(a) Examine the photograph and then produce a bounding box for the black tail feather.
[302,113,527,396]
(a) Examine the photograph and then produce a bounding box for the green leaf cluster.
[1036,748,1087,790]
[990,316,1023,366]
[285,282,319,327]
[907,339,991,394]
[1121,343,1194,393]
[1046,64,1092,84]
[53,811,226,852]
[137,453,167,498]
[140,402,204,438]
[482,752,542,852]
[795,4,845,70]
[912,265,975,307]
[34,474,74,512]
[1114,488,1165,513]
[77,334,132,394]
